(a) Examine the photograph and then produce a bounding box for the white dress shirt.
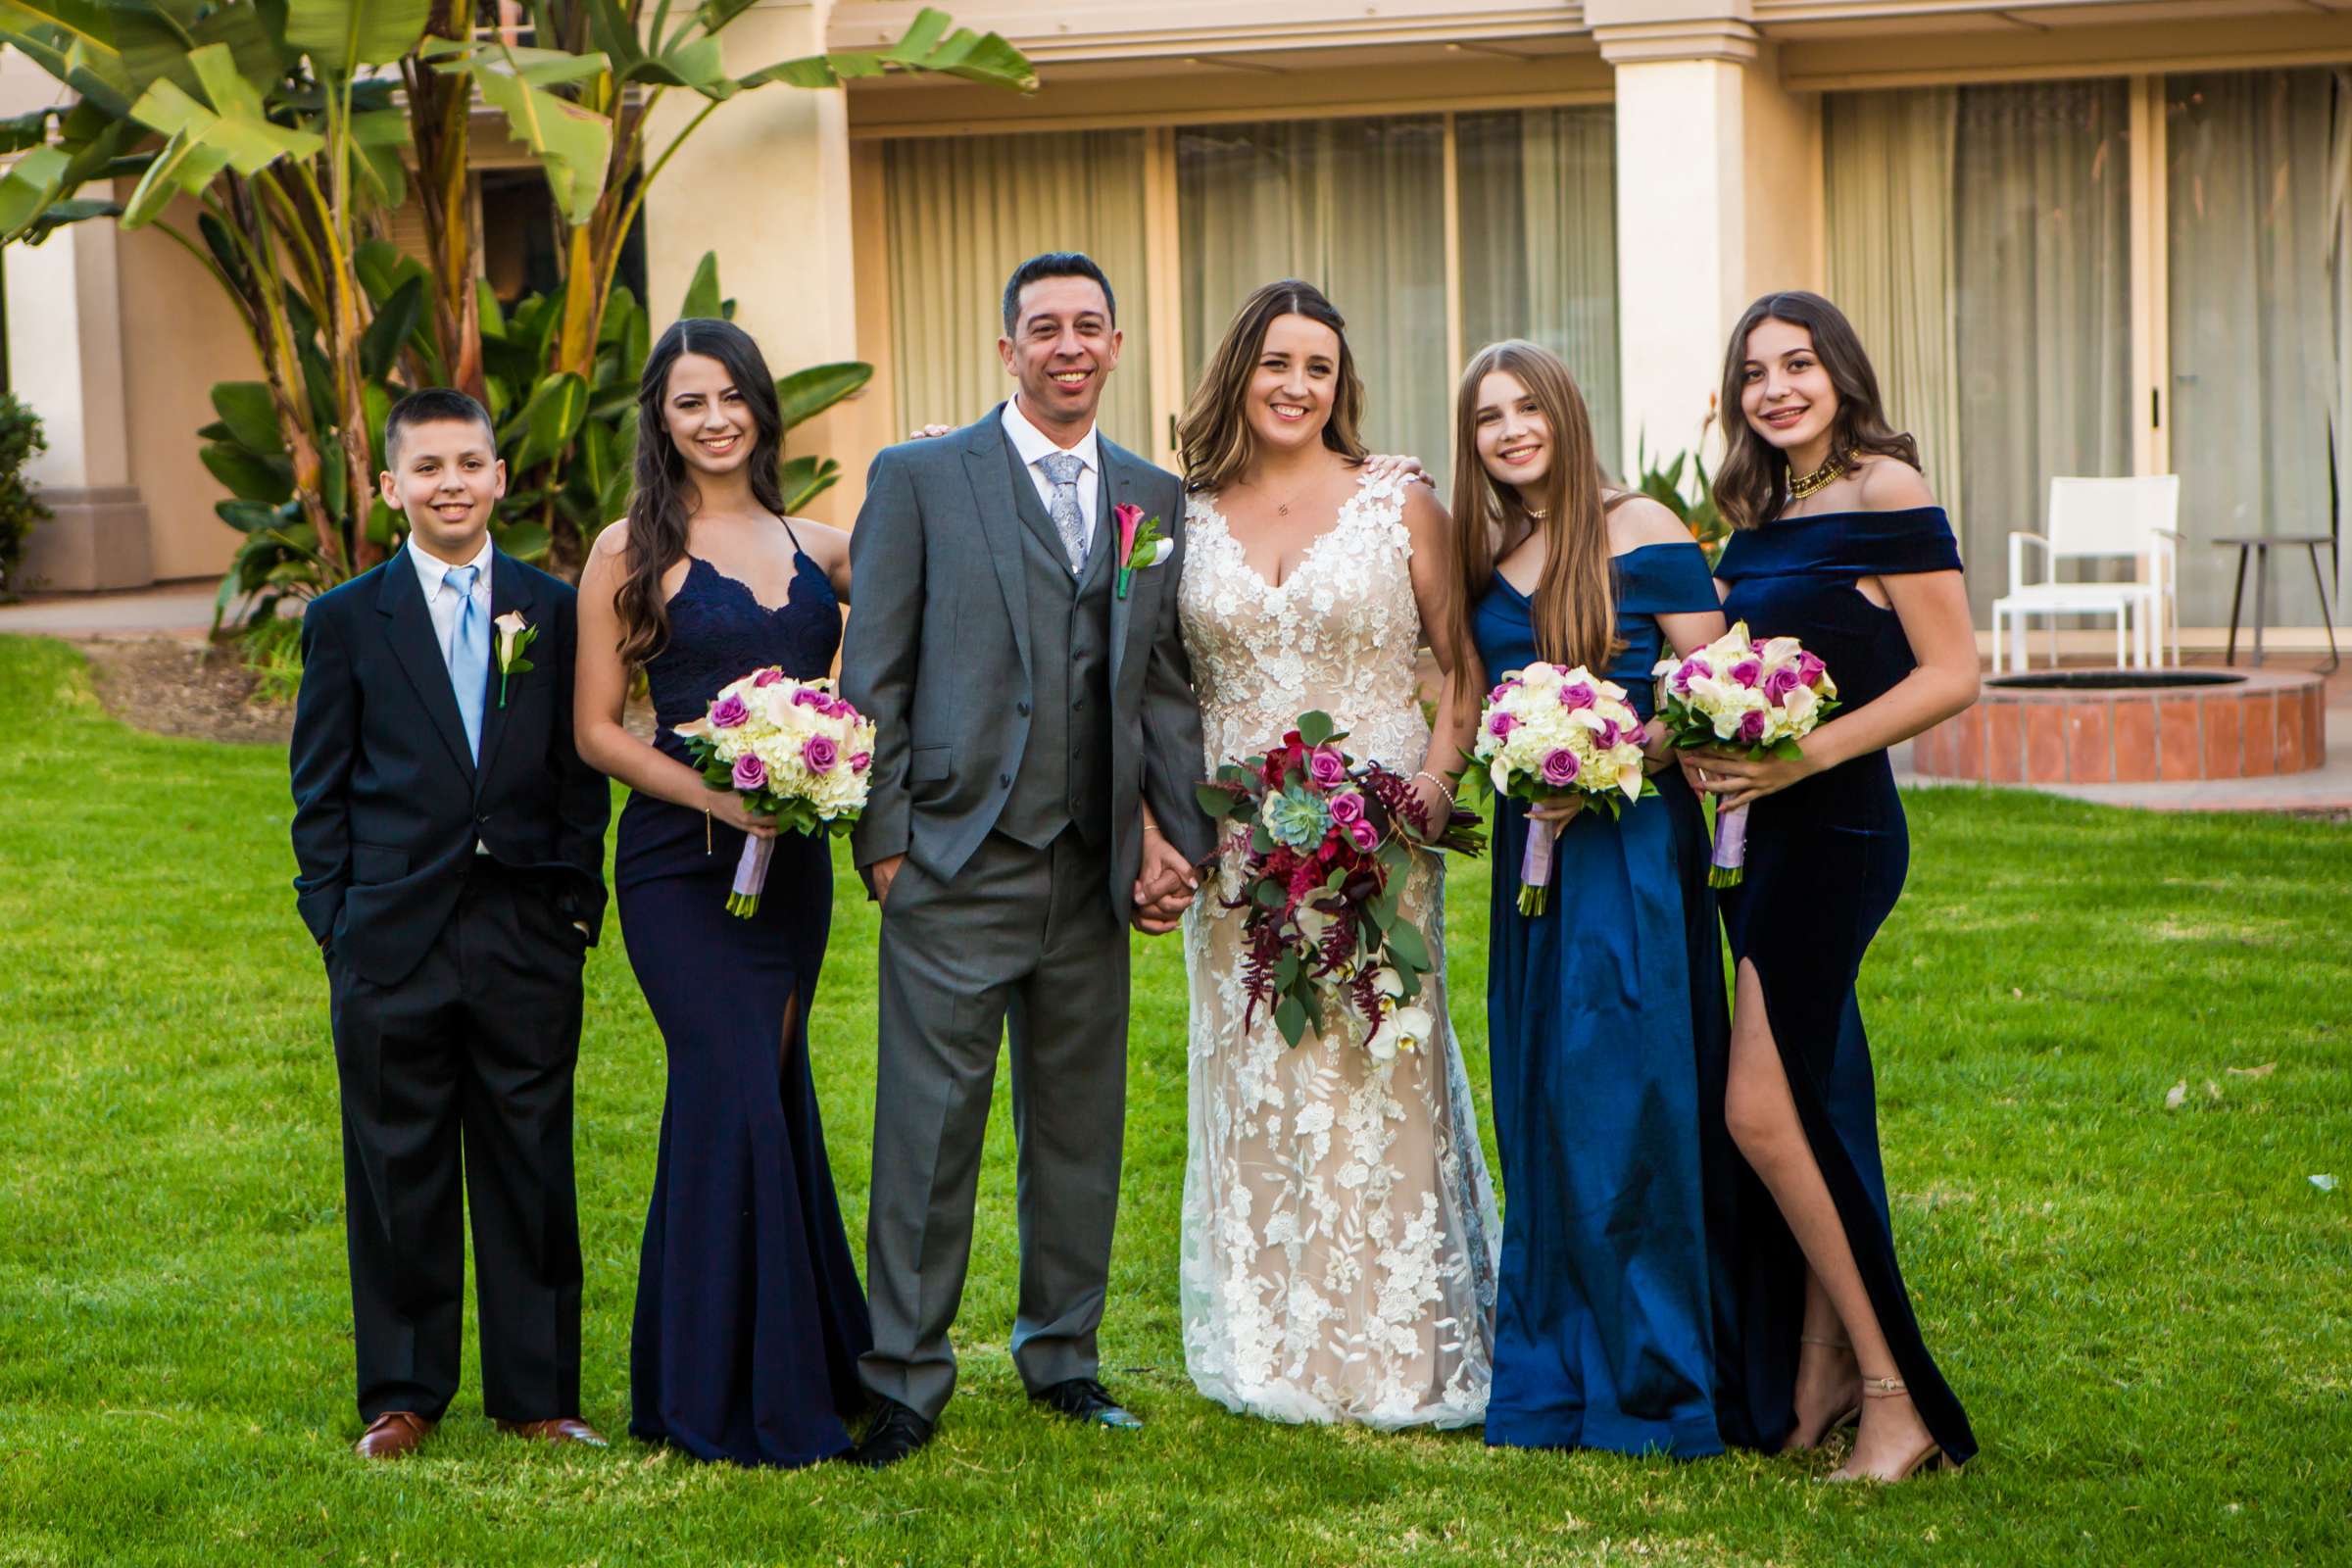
[409,536,495,664]
[410,537,496,855]
[1002,398,1100,557]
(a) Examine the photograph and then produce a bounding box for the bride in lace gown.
[1170,281,1499,1428]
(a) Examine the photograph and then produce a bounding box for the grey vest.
[996,442,1116,851]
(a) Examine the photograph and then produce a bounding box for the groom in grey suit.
[839,253,1216,1466]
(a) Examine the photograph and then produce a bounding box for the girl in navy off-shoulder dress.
[574,319,871,1468]
[1688,293,1982,1482]
[1445,342,1746,1456]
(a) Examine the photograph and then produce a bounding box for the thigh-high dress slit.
[1711,506,1978,1468]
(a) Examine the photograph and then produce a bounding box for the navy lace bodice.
[647,552,842,756]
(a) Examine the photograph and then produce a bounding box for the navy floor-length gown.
[1711,505,1977,1468]
[618,540,872,1468]
[1470,541,1741,1456]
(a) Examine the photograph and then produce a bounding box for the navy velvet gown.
[1711,506,1977,1468]
[618,541,872,1468]
[1470,541,1741,1456]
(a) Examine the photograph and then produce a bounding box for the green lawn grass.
[1,632,2346,1567]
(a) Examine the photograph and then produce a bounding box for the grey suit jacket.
[841,405,1216,906]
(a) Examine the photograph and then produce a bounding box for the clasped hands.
[1132,823,1200,936]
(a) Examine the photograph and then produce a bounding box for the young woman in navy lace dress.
[1689,293,1980,1482]
[575,319,871,1467]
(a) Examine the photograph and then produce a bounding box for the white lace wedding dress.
[1176,469,1500,1429]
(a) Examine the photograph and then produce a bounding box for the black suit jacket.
[288,546,611,987]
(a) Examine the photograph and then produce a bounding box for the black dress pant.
[327,862,587,1423]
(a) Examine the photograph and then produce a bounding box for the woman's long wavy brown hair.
[1445,340,1618,703]
[1178,279,1367,493]
[1713,290,1922,532]
[613,318,789,671]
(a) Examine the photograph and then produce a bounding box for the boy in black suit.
[289,389,612,1458]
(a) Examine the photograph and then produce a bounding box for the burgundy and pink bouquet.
[675,669,878,916]
[1196,710,1485,1052]
[1651,622,1839,887]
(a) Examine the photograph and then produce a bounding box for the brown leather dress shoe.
[355,1411,434,1459]
[495,1416,609,1446]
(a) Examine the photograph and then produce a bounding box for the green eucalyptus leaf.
[1297,710,1335,747]
[1274,996,1308,1050]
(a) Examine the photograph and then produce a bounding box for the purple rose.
[803,734,839,773]
[1762,664,1802,703]
[1594,717,1622,750]
[1541,747,1581,787]
[1796,651,1827,686]
[710,693,751,729]
[1488,711,1519,738]
[1346,817,1380,852]
[1729,658,1763,688]
[792,688,826,710]
[1489,678,1523,703]
[849,751,872,774]
[731,753,767,791]
[752,667,784,688]
[1558,680,1596,711]
[1328,790,1366,826]
[1306,748,1348,788]
[1737,709,1767,744]
[1672,657,1711,696]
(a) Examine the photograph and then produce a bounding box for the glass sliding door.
[1952,79,2133,622]
[1456,108,1622,477]
[881,129,1153,445]
[1176,117,1450,482]
[2167,70,2340,624]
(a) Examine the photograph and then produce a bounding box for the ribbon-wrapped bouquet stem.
[1196,710,1485,1054]
[1468,663,1656,915]
[675,669,878,916]
[1651,622,1839,887]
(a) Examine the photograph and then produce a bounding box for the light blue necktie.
[445,564,486,762]
[1039,451,1088,573]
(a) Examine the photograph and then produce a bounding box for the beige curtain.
[2167,70,2339,623]
[1951,80,2132,621]
[882,130,1153,448]
[1176,117,1451,484]
[1824,90,1963,552]
[1456,109,1622,476]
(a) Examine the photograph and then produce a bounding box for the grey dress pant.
[858,828,1128,1422]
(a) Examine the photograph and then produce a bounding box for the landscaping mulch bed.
[81,637,293,747]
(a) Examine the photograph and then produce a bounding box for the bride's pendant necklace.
[1787,448,1855,502]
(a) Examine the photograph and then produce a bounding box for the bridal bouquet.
[675,669,877,916]
[1196,710,1485,1054]
[1651,622,1839,887]
[1468,662,1655,915]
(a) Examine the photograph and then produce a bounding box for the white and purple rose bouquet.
[1651,621,1839,888]
[1469,662,1655,915]
[675,668,877,916]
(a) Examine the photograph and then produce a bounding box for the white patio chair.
[1990,475,2180,672]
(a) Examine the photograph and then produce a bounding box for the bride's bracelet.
[1411,769,1457,808]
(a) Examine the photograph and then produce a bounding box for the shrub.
[0,392,51,601]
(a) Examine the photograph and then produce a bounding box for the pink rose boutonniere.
[1113,503,1173,600]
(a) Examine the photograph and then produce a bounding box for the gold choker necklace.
[1788,450,1853,501]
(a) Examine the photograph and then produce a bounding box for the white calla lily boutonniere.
[494,612,538,708]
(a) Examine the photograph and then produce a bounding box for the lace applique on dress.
[1175,470,1499,1429]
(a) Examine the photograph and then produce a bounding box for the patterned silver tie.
[1039,451,1088,574]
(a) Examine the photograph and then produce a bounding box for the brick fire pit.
[1912,667,2328,785]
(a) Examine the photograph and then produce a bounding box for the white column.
[4,220,155,590]
[1592,0,1822,480]
[643,0,867,521]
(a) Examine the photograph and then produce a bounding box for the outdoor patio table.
[2214,533,2338,672]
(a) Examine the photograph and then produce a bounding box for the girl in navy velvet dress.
[574,319,872,1468]
[1445,342,1743,1456]
[1688,293,1981,1482]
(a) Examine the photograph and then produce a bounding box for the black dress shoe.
[850,1399,934,1469]
[1031,1377,1143,1430]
